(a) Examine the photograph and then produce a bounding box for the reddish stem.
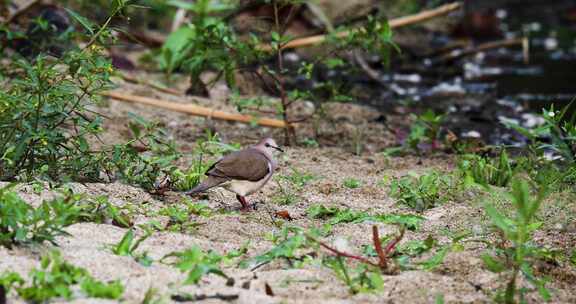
[372,226,387,268]
[307,235,380,267]
[384,227,405,256]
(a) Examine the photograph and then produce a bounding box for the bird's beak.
[272,145,284,153]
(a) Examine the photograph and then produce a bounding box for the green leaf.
[113,230,134,256]
[418,246,449,270]
[481,253,506,273]
[65,9,95,35]
[160,26,196,71]
[483,202,513,237]
[81,277,124,299]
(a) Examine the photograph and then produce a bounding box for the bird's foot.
[237,195,257,212]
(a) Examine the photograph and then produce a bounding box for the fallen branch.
[259,2,462,51]
[101,91,289,128]
[434,37,526,64]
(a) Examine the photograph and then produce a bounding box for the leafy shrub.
[0,51,112,181]
[105,114,183,190]
[0,185,81,248]
[159,1,397,143]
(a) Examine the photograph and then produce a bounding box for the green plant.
[458,150,513,187]
[314,225,405,293]
[481,180,551,303]
[80,277,124,299]
[0,0,133,181]
[281,167,316,189]
[159,1,397,144]
[272,168,315,205]
[111,229,152,266]
[506,104,576,163]
[0,185,81,248]
[106,113,182,190]
[306,204,424,230]
[0,51,112,181]
[323,256,384,294]
[157,199,210,232]
[161,246,227,285]
[272,182,299,205]
[2,251,123,302]
[408,110,445,152]
[240,226,315,269]
[343,178,362,189]
[0,3,189,192]
[389,171,451,212]
[77,196,133,228]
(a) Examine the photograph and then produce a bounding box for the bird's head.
[257,137,284,154]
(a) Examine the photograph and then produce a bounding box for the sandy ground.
[2,81,576,303]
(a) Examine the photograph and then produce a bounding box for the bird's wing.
[205,148,270,182]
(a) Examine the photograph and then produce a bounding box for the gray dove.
[185,138,283,211]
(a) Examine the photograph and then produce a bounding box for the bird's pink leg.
[236,194,251,212]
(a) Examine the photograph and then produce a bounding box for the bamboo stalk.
[436,37,524,63]
[101,91,289,128]
[259,2,462,51]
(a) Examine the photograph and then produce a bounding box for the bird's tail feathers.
[183,177,226,196]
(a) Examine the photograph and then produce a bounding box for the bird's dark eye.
[265,143,270,147]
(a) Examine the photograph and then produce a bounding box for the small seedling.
[157,199,209,232]
[343,178,362,189]
[407,110,445,153]
[272,168,315,205]
[306,204,425,230]
[481,179,551,303]
[111,229,152,266]
[389,171,450,212]
[78,196,133,228]
[240,226,313,270]
[161,246,228,285]
[458,150,513,187]
[323,257,384,294]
